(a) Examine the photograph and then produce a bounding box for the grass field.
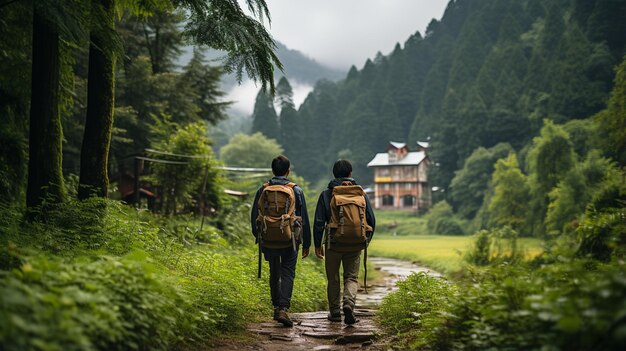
[368,235,545,274]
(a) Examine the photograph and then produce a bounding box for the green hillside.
[253,0,626,188]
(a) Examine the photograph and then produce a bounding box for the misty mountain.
[180,41,345,90]
[178,40,345,151]
[255,0,626,187]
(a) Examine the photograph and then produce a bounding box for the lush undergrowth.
[378,217,626,350]
[0,199,326,350]
[379,259,626,350]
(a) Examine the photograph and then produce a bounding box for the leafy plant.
[378,272,457,349]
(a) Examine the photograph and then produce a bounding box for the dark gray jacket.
[313,177,376,248]
[250,176,312,249]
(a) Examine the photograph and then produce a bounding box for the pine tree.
[141,10,185,74]
[79,0,116,199]
[275,77,301,161]
[181,48,230,125]
[27,2,67,208]
[251,89,279,141]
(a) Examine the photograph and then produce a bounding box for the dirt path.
[212,257,441,350]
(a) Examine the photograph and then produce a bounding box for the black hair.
[271,155,290,176]
[333,159,352,178]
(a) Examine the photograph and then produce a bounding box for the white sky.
[226,79,314,116]
[228,0,449,115]
[264,0,449,70]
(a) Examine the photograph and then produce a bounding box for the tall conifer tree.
[251,89,279,141]
[27,3,66,208]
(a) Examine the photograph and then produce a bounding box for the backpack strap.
[261,182,270,214]
[363,242,368,293]
[284,182,296,213]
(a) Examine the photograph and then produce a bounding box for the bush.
[0,250,181,351]
[465,226,523,266]
[380,260,626,351]
[378,272,457,349]
[425,201,454,232]
[425,201,467,235]
[434,261,626,351]
[0,127,26,203]
[0,199,328,350]
[434,217,465,235]
[576,208,626,261]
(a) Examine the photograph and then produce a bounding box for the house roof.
[388,141,407,149]
[417,141,430,149]
[367,151,427,167]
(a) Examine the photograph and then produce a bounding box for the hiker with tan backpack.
[313,159,376,325]
[251,155,311,327]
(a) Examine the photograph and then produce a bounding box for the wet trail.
[212,257,441,350]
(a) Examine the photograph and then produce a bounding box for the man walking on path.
[251,155,311,327]
[313,159,376,325]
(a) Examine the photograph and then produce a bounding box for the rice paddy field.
[368,235,544,274]
[368,210,545,274]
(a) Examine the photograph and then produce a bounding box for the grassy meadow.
[368,235,544,274]
[369,210,544,274]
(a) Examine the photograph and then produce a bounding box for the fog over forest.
[1,1,625,350]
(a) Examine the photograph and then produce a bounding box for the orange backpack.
[256,182,300,249]
[326,182,372,252]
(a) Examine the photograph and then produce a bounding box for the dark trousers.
[263,246,298,309]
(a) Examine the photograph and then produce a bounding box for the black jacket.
[250,176,312,249]
[313,177,376,248]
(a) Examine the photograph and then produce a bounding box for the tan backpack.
[326,182,373,252]
[256,182,300,249]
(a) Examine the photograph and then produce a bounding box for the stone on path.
[240,308,379,350]
[211,257,442,350]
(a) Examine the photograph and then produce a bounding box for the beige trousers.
[325,249,361,313]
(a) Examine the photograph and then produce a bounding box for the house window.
[404,183,414,190]
[379,168,390,177]
[382,194,394,206]
[394,168,401,178]
[403,167,415,178]
[382,183,390,190]
[402,195,416,207]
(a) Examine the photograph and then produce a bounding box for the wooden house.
[367,141,432,212]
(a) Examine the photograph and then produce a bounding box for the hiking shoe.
[276,308,293,327]
[273,307,279,321]
[343,305,358,325]
[327,311,342,322]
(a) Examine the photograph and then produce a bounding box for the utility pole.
[133,157,141,206]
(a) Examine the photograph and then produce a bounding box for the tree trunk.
[26,8,66,208]
[78,0,116,199]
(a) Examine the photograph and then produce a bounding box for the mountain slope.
[266,0,625,187]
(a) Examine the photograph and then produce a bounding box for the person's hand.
[302,247,309,259]
[315,246,324,259]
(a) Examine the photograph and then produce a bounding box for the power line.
[217,166,272,172]
[145,148,210,159]
[135,156,188,165]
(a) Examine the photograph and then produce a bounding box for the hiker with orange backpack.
[251,155,311,327]
[313,159,376,325]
